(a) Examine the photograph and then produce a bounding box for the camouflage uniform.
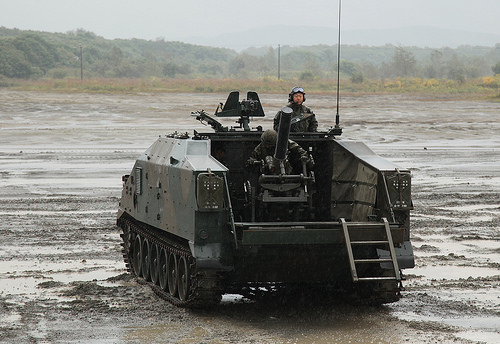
[273,103,318,132]
[246,130,311,175]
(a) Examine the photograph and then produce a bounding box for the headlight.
[386,170,412,209]
[197,172,224,209]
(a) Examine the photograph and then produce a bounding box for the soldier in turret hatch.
[246,129,313,175]
[273,87,318,132]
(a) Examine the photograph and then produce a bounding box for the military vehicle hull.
[117,92,414,306]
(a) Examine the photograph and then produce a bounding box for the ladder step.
[354,258,394,264]
[342,223,386,228]
[351,240,389,245]
[341,217,401,283]
[357,276,399,282]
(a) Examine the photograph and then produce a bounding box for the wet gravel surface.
[0,91,499,343]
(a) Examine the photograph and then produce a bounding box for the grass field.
[1,76,499,99]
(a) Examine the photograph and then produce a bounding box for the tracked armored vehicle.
[117,91,414,306]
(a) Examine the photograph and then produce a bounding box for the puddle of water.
[414,243,500,264]
[449,316,500,331]
[412,213,460,222]
[0,256,122,296]
[0,177,122,189]
[457,329,500,344]
[441,204,500,212]
[0,256,117,272]
[50,268,122,284]
[0,312,22,324]
[0,209,116,216]
[124,324,183,343]
[414,212,497,223]
[0,244,112,259]
[0,269,123,299]
[437,289,500,312]
[0,276,41,297]
[122,318,404,344]
[416,234,499,247]
[397,313,500,343]
[410,265,499,280]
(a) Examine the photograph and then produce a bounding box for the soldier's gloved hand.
[308,156,315,169]
[301,155,315,169]
[264,155,275,173]
[246,158,261,167]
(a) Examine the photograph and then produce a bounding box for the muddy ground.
[0,91,498,344]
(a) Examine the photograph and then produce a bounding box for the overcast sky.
[1,0,499,42]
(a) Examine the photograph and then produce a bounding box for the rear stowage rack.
[341,217,401,282]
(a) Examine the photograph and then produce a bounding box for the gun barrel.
[274,107,292,160]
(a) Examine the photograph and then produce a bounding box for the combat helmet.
[261,129,278,147]
[288,86,306,103]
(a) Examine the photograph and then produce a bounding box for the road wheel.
[177,256,190,301]
[158,248,168,291]
[132,235,142,277]
[150,243,160,285]
[167,252,178,296]
[141,238,151,281]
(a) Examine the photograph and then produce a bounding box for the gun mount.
[192,91,264,132]
[215,91,264,131]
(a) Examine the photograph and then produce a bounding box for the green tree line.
[1,27,499,81]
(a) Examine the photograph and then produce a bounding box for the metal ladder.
[341,217,401,282]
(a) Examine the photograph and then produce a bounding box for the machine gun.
[192,110,228,132]
[215,91,265,131]
[193,91,265,132]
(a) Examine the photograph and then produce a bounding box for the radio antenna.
[335,0,342,128]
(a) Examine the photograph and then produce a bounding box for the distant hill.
[0,27,236,79]
[182,25,500,50]
[1,26,498,80]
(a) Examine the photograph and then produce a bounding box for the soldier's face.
[263,143,275,155]
[293,93,304,105]
[264,144,274,151]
